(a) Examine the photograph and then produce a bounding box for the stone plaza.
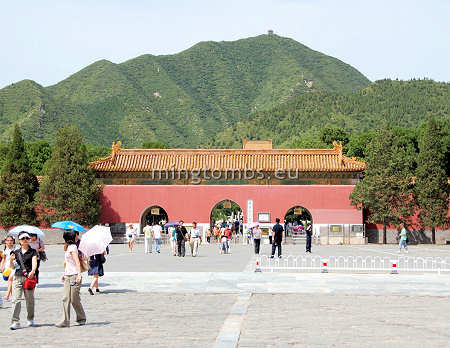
[1,242,449,347]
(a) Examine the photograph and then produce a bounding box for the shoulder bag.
[16,250,37,290]
[38,238,48,262]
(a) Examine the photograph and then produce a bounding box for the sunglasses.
[20,237,30,240]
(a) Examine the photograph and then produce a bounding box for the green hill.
[210,79,450,148]
[0,34,369,147]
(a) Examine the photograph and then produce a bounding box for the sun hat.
[18,232,31,240]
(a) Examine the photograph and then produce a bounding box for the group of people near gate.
[1,229,108,330]
[248,219,313,256]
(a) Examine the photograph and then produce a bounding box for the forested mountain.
[0,34,369,147]
[210,79,450,148]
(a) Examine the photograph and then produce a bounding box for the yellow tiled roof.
[90,141,365,172]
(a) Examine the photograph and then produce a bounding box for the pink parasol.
[78,225,112,257]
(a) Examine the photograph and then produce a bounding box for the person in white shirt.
[252,224,262,255]
[143,223,153,254]
[1,235,15,301]
[189,222,201,257]
[56,230,86,328]
[152,223,162,253]
[126,224,137,252]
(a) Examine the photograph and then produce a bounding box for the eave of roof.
[90,141,366,173]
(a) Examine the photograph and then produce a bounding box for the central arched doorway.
[210,199,243,234]
[140,205,169,228]
[284,206,313,241]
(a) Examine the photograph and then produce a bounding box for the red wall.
[100,185,362,225]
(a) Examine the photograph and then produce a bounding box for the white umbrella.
[248,222,260,229]
[78,225,112,257]
[9,225,45,237]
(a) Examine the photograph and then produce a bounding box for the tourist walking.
[224,226,233,253]
[214,225,221,242]
[189,222,201,257]
[143,222,153,254]
[126,224,137,252]
[88,252,106,295]
[152,223,162,253]
[168,225,177,255]
[252,224,262,254]
[206,228,212,244]
[9,232,38,330]
[56,230,86,328]
[271,218,284,258]
[1,235,15,301]
[29,233,46,282]
[398,224,408,253]
[220,233,228,254]
[176,221,187,257]
[305,223,312,253]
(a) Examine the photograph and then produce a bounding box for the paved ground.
[0,243,449,347]
[38,243,450,273]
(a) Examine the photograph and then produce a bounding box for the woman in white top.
[168,226,177,256]
[252,224,262,255]
[126,224,137,252]
[55,230,86,328]
[1,235,15,301]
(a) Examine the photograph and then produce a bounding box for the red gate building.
[91,140,367,244]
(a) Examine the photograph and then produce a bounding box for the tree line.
[0,126,101,228]
[349,116,449,244]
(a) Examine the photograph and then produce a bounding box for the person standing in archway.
[305,223,312,253]
[271,218,283,259]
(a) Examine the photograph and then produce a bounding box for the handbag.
[79,254,89,273]
[16,250,37,290]
[38,239,48,262]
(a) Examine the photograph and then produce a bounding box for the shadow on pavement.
[99,289,137,294]
[85,321,111,326]
[33,323,55,328]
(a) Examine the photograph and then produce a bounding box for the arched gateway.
[140,205,168,227]
[92,140,367,245]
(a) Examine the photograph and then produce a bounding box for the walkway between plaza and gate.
[22,243,450,295]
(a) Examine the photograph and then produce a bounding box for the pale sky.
[1,0,449,88]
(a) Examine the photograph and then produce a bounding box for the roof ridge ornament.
[111,140,122,161]
[332,140,343,164]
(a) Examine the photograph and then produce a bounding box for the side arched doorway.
[210,199,243,235]
[140,205,169,229]
[284,206,313,242]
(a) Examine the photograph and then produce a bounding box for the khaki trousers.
[60,274,86,325]
[11,275,35,324]
[189,238,199,256]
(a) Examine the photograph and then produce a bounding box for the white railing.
[255,255,450,274]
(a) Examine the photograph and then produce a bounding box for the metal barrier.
[256,255,450,274]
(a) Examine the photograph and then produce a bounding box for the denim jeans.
[154,238,161,252]
[399,239,407,249]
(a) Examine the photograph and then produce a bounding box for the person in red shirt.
[223,227,233,253]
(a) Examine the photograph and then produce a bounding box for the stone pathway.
[1,244,449,347]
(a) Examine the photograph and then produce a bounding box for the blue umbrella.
[164,221,179,228]
[9,225,45,237]
[51,221,87,233]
